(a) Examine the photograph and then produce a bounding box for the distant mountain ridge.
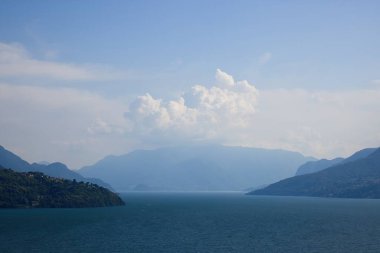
[295,158,344,176]
[250,147,380,198]
[341,148,377,164]
[79,145,314,191]
[0,145,112,190]
[295,148,377,176]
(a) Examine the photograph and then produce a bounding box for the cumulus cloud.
[124,69,380,159]
[215,68,235,87]
[0,42,124,81]
[124,69,259,143]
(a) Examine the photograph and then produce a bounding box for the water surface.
[1,192,380,252]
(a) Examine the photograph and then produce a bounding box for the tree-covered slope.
[0,168,125,208]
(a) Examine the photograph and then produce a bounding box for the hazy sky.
[1,0,380,169]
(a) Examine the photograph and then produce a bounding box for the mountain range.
[250,147,380,198]
[0,145,112,190]
[79,145,314,191]
[3,143,380,198]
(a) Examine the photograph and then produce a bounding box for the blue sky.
[2,0,380,92]
[0,1,380,168]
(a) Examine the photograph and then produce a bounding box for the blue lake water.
[1,192,380,252]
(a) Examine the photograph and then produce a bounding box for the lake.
[1,192,380,252]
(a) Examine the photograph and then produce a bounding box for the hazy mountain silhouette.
[79,145,314,191]
[341,148,377,164]
[0,146,30,171]
[250,147,380,198]
[295,158,344,176]
[0,145,112,190]
[295,148,377,176]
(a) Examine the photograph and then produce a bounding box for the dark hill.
[0,167,124,208]
[250,148,380,199]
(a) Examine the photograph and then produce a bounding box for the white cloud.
[215,68,235,87]
[0,42,124,81]
[124,70,380,160]
[124,69,259,143]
